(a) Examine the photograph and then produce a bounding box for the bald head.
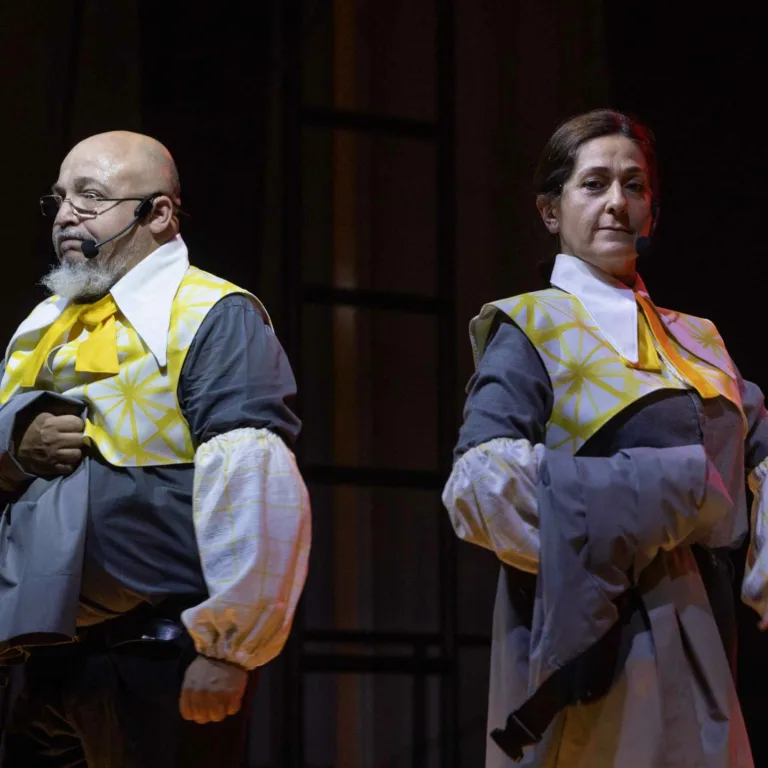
[61,131,181,205]
[48,131,183,290]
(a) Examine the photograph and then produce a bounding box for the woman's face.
[538,134,653,284]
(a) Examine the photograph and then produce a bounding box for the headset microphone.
[81,197,155,259]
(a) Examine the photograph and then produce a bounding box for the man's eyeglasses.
[39,192,173,219]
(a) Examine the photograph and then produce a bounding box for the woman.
[443,109,768,768]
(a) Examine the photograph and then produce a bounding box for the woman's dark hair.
[534,109,659,203]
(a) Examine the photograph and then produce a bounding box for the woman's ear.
[536,194,560,234]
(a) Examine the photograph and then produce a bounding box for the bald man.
[0,132,310,767]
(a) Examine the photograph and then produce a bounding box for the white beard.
[41,251,131,302]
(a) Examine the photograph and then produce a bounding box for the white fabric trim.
[182,427,311,669]
[442,437,543,574]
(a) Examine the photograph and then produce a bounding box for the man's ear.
[147,195,175,235]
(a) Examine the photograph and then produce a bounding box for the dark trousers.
[2,631,256,768]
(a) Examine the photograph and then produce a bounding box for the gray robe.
[0,392,89,661]
[490,448,750,767]
[455,316,768,768]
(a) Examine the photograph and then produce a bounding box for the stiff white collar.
[550,253,651,364]
[108,235,189,367]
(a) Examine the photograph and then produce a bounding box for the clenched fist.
[180,655,249,724]
[15,411,86,476]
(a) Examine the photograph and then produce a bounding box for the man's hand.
[15,411,85,476]
[180,655,248,724]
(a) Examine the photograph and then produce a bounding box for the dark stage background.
[1,2,766,766]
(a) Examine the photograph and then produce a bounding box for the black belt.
[490,658,573,762]
[75,595,205,651]
[491,588,635,762]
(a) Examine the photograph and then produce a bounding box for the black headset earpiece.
[134,196,156,220]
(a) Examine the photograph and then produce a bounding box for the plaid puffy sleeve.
[743,459,768,615]
[443,437,543,573]
[740,379,768,616]
[181,427,311,669]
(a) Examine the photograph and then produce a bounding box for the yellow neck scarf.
[633,292,719,399]
[10,294,120,390]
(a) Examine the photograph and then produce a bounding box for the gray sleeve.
[541,444,730,588]
[178,294,302,447]
[455,314,553,460]
[742,378,768,473]
[533,443,731,677]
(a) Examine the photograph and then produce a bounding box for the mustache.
[54,228,89,252]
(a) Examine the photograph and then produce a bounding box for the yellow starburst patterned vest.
[470,288,744,453]
[0,267,268,467]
